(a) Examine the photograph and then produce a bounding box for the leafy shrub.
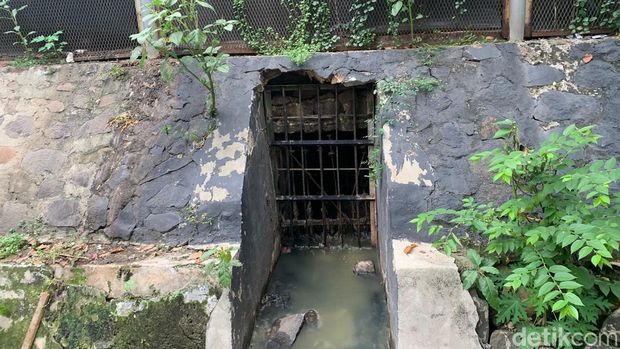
[202,246,241,289]
[0,0,66,66]
[233,0,337,65]
[412,120,620,335]
[345,0,377,48]
[0,231,27,259]
[130,0,236,118]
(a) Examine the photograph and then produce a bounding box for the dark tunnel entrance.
[264,73,377,248]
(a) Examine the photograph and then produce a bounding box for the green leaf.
[564,292,584,306]
[578,246,593,260]
[169,31,183,46]
[552,299,568,312]
[216,64,230,73]
[604,157,616,170]
[561,305,579,320]
[462,270,478,289]
[549,265,571,274]
[391,1,403,16]
[591,254,602,266]
[493,128,512,139]
[196,0,215,10]
[559,281,582,290]
[553,272,576,282]
[467,249,482,267]
[538,281,555,297]
[570,239,585,254]
[543,290,561,303]
[130,46,143,62]
[160,59,175,82]
[609,282,620,299]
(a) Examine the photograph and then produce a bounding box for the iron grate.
[265,80,377,248]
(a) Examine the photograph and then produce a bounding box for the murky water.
[249,249,389,349]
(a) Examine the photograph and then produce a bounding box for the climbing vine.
[345,0,377,48]
[570,0,620,34]
[368,77,442,182]
[233,0,338,65]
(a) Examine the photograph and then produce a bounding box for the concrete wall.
[1,37,619,348]
[231,91,280,349]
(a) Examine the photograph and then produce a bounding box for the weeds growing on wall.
[0,0,67,67]
[0,232,27,259]
[345,0,377,48]
[368,77,442,182]
[414,33,486,66]
[387,0,424,47]
[412,120,620,339]
[202,246,241,289]
[233,0,338,65]
[130,0,236,119]
[570,0,620,34]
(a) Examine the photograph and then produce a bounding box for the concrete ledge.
[391,240,482,349]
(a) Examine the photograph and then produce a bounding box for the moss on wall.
[114,294,208,349]
[1,265,211,349]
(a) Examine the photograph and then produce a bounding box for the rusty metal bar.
[267,82,376,247]
[276,195,374,201]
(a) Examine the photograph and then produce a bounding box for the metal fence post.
[134,0,160,57]
[509,0,526,41]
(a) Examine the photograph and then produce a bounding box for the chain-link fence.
[531,0,620,37]
[0,0,139,59]
[0,0,617,60]
[205,0,503,52]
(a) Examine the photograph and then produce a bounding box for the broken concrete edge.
[0,249,232,349]
[384,239,483,349]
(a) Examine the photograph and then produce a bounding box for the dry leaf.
[190,251,203,263]
[403,243,418,255]
[582,53,593,64]
[109,247,125,254]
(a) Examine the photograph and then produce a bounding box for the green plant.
[368,77,442,182]
[388,0,424,46]
[569,0,598,34]
[0,231,27,258]
[0,0,34,56]
[414,33,484,67]
[130,0,236,118]
[108,65,128,80]
[0,1,66,65]
[30,30,67,55]
[202,246,241,289]
[345,0,377,48]
[412,121,620,335]
[184,203,213,225]
[600,0,620,33]
[233,0,338,65]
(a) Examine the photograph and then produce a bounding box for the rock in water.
[266,313,305,348]
[353,260,375,275]
[599,308,620,347]
[304,309,319,327]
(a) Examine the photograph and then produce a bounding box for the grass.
[0,232,28,259]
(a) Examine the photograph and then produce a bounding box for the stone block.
[390,240,482,349]
[21,149,68,175]
[43,198,81,227]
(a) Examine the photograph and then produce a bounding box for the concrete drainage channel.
[2,38,615,349]
[219,71,486,349]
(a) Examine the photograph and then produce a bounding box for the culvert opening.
[247,72,388,349]
[264,73,377,248]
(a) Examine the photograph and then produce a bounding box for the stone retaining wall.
[1,37,619,348]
